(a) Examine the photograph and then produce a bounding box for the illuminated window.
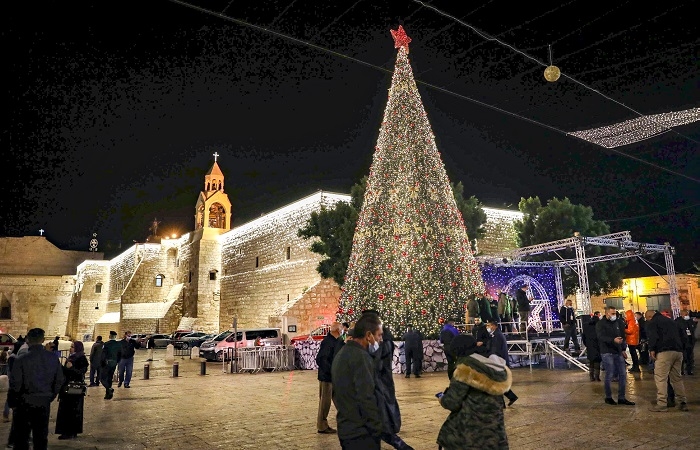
[155,274,164,287]
[95,283,102,294]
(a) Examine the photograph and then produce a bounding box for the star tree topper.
[390,25,412,53]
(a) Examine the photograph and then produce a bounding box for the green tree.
[452,181,487,252]
[298,177,365,286]
[515,196,626,297]
[299,179,488,302]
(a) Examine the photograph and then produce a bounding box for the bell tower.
[194,152,232,231]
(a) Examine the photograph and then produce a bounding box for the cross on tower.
[39,229,45,236]
[213,152,219,163]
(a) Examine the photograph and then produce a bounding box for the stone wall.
[0,236,102,276]
[0,274,75,337]
[69,261,111,339]
[219,192,348,331]
[275,279,342,335]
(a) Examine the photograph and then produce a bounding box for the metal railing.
[224,346,296,374]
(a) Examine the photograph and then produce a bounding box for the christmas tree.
[338,26,485,336]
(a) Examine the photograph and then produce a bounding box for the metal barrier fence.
[173,345,191,358]
[224,346,296,374]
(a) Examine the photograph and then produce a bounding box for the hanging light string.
[411,0,700,148]
[166,0,699,184]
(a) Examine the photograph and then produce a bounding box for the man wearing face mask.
[331,314,384,450]
[486,320,518,406]
[675,309,697,375]
[362,310,414,450]
[595,306,635,406]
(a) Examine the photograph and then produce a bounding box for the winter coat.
[675,317,697,347]
[372,332,401,436]
[515,289,530,312]
[331,340,383,441]
[472,324,490,355]
[437,354,511,450]
[466,298,480,319]
[624,310,640,346]
[581,316,601,362]
[479,297,492,321]
[596,316,626,355]
[646,312,684,354]
[402,329,423,352]
[497,294,511,319]
[315,333,339,382]
[440,324,460,357]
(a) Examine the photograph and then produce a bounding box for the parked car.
[289,325,331,344]
[151,334,174,348]
[173,332,210,349]
[0,333,17,351]
[199,328,282,362]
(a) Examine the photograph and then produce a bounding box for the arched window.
[0,298,11,320]
[95,283,102,294]
[155,274,164,287]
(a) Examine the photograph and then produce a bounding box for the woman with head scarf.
[55,340,88,440]
[437,334,512,450]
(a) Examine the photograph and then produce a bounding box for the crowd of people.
[0,328,141,449]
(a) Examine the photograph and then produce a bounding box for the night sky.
[4,1,699,272]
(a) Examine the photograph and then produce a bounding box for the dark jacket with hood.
[437,353,512,450]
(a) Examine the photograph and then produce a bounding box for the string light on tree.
[337,26,485,336]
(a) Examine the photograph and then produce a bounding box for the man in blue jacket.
[486,320,518,406]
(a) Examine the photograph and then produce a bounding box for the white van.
[199,328,282,361]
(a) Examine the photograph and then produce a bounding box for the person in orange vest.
[624,310,640,372]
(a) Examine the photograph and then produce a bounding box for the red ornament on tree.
[421,309,427,315]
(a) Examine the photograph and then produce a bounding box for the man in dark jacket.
[89,335,104,386]
[596,306,635,406]
[465,294,479,327]
[516,285,531,332]
[439,319,460,379]
[362,311,413,450]
[118,331,141,389]
[581,312,601,381]
[635,311,649,365]
[9,328,64,450]
[100,331,122,400]
[402,325,423,378]
[675,309,697,375]
[645,310,688,411]
[486,320,518,406]
[559,299,580,353]
[471,317,490,356]
[316,322,342,434]
[478,293,492,322]
[331,314,384,450]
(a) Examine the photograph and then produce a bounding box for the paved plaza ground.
[1,347,698,450]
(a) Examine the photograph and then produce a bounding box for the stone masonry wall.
[0,274,75,337]
[0,236,102,276]
[219,192,347,332]
[275,278,342,335]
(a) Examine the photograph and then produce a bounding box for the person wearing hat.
[436,334,511,450]
[100,331,122,400]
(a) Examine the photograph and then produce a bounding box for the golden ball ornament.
[544,65,561,82]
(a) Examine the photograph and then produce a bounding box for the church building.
[0,157,525,341]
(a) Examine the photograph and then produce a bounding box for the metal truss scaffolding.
[485,231,679,316]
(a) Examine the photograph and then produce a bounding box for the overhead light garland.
[568,107,700,148]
